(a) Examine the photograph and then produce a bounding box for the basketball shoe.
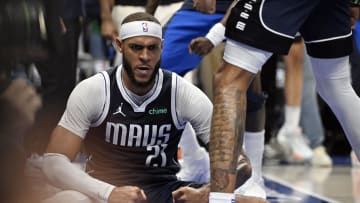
[311,146,332,167]
[276,126,313,163]
[351,150,360,167]
[234,176,267,199]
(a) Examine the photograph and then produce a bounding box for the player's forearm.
[205,0,237,47]
[145,0,161,15]
[42,153,115,203]
[210,86,246,192]
[220,0,238,25]
[99,0,114,21]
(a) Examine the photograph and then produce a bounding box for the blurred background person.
[0,78,41,203]
[275,39,314,164]
[26,0,85,155]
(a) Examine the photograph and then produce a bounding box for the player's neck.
[122,72,156,96]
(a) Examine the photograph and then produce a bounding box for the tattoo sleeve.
[210,86,246,192]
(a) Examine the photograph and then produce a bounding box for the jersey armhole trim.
[171,73,186,130]
[91,71,111,127]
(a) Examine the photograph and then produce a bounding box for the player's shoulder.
[73,71,108,97]
[161,69,186,83]
[80,71,107,87]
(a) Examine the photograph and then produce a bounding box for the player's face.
[121,36,162,89]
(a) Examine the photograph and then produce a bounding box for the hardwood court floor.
[263,158,359,203]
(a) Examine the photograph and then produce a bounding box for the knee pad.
[246,91,267,113]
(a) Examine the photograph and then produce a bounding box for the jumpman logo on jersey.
[113,103,126,117]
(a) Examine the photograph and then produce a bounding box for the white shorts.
[223,39,272,74]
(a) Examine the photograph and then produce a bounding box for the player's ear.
[114,37,123,53]
[161,39,164,49]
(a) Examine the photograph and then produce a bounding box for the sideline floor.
[263,157,359,203]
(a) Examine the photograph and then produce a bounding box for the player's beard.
[122,54,161,88]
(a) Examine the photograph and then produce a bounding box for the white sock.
[244,130,265,181]
[284,105,301,130]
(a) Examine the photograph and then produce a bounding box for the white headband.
[120,21,162,40]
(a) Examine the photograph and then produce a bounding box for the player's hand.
[193,0,216,14]
[189,37,214,56]
[101,18,118,40]
[108,186,147,203]
[172,185,209,203]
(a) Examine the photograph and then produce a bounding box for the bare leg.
[283,41,304,107]
[210,61,255,192]
[277,41,313,163]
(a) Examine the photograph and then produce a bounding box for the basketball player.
[192,0,360,202]
[39,12,213,203]
[187,1,268,199]
[99,0,184,65]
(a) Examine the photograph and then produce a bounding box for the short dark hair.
[121,12,161,25]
